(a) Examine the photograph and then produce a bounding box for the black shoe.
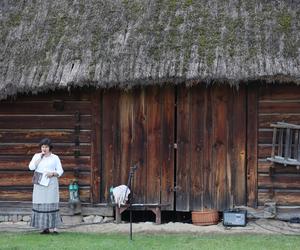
[40,229,50,234]
[52,231,59,235]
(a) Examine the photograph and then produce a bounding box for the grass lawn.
[0,232,299,250]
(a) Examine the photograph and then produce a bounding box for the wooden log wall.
[176,85,247,211]
[101,86,174,209]
[258,85,300,206]
[0,90,93,202]
[5,83,300,209]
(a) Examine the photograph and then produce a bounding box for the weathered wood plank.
[259,85,300,101]
[101,90,115,202]
[0,101,91,114]
[189,86,204,210]
[258,129,274,144]
[112,91,121,188]
[202,87,213,210]
[0,156,90,171]
[160,87,174,210]
[146,87,161,204]
[258,144,273,159]
[131,88,147,204]
[260,101,300,114]
[0,115,91,129]
[0,143,90,156]
[230,86,246,206]
[258,174,300,189]
[1,89,91,102]
[119,92,132,187]
[258,190,300,206]
[90,90,101,203]
[0,171,91,186]
[176,86,190,211]
[211,85,229,209]
[0,130,91,143]
[247,84,258,207]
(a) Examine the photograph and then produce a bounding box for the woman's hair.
[39,138,53,150]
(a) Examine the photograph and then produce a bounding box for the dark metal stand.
[126,163,139,241]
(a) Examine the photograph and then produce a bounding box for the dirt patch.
[1,219,300,235]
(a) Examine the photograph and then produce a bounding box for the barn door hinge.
[168,186,181,192]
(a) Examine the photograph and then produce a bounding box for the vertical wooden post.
[247,84,258,208]
[91,90,101,203]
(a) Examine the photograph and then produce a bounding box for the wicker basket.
[191,209,219,226]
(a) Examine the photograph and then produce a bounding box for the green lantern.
[69,180,80,204]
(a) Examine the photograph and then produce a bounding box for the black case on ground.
[223,209,247,227]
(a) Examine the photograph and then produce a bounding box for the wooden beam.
[90,90,101,203]
[247,84,258,207]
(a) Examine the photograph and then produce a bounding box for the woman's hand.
[46,172,57,178]
[34,153,44,167]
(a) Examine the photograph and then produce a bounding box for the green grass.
[0,232,300,250]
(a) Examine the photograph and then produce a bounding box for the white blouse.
[29,153,64,177]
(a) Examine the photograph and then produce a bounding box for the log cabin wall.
[0,84,248,211]
[258,84,300,206]
[100,86,175,209]
[176,85,247,211]
[0,90,93,203]
[5,83,300,209]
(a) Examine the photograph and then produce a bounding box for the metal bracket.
[74,125,81,134]
[74,111,81,122]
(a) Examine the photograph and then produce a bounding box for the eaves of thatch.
[0,0,299,100]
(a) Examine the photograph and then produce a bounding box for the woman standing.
[29,138,64,234]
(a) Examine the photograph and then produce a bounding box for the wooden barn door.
[101,86,175,209]
[176,85,247,211]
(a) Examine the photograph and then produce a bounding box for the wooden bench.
[114,203,170,224]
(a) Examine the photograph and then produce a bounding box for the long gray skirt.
[30,177,62,229]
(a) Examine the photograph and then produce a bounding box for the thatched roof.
[1,0,299,99]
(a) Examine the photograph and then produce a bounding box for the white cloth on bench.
[113,185,131,208]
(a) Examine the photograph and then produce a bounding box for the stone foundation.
[0,202,114,225]
[0,214,114,225]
